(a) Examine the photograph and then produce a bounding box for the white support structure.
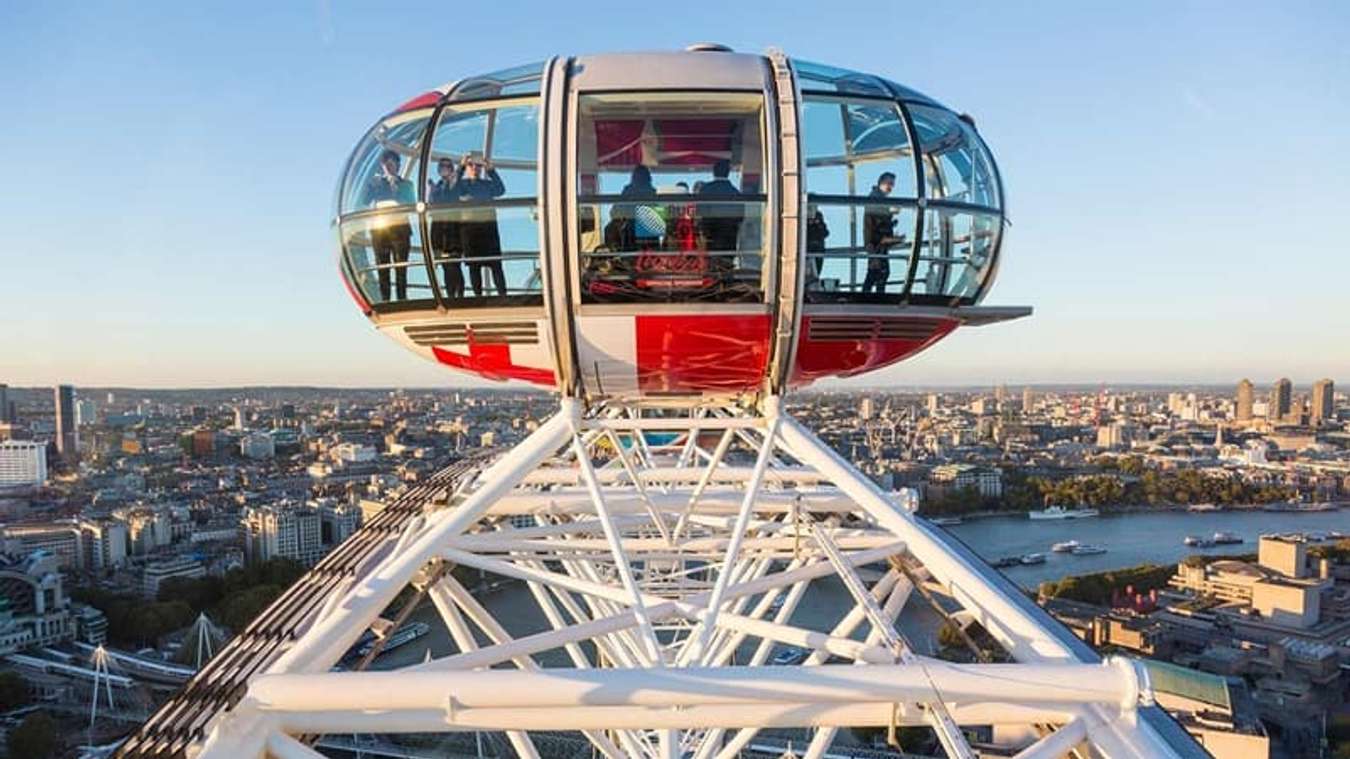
[189,399,1195,759]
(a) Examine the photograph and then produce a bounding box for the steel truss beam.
[189,398,1198,759]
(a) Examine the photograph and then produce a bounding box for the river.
[945,507,1350,588]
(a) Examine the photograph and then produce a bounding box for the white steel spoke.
[672,426,736,539]
[603,427,671,543]
[812,522,974,759]
[571,434,664,664]
[686,418,780,661]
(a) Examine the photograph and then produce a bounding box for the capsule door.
[566,88,777,401]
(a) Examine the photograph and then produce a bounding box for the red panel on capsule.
[432,344,556,388]
[635,314,771,393]
[790,316,958,387]
[393,91,443,113]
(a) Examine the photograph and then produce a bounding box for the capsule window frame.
[421,96,547,309]
[570,89,774,308]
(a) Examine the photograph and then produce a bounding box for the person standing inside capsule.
[428,158,465,300]
[696,159,743,276]
[862,171,897,295]
[452,153,508,298]
[360,149,416,301]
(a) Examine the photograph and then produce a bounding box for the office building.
[316,498,362,546]
[1096,421,1137,450]
[76,398,98,426]
[0,551,75,650]
[1268,378,1292,422]
[79,519,128,572]
[240,432,276,460]
[1021,387,1033,413]
[242,502,323,566]
[858,397,874,421]
[1311,378,1334,425]
[0,383,8,423]
[0,440,47,488]
[1170,536,1330,631]
[331,442,376,464]
[142,557,207,599]
[3,522,84,570]
[1234,379,1254,422]
[53,384,77,464]
[929,463,1004,499]
[116,506,173,555]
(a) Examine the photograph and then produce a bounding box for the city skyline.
[3,2,1349,387]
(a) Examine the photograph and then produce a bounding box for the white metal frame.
[191,398,1193,759]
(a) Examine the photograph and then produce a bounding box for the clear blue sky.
[1,1,1346,389]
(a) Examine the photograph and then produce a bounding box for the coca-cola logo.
[634,252,708,274]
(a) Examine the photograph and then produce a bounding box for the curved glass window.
[912,209,1000,302]
[801,95,919,303]
[575,92,768,304]
[448,62,543,102]
[792,59,891,98]
[425,99,542,307]
[909,105,1000,208]
[881,78,943,108]
[339,109,432,215]
[340,212,432,307]
[338,109,434,309]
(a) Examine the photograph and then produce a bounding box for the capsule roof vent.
[685,42,734,53]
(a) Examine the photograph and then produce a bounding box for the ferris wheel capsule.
[334,48,1029,402]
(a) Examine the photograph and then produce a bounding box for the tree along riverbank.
[920,457,1296,517]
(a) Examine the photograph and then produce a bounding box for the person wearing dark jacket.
[861,172,897,295]
[696,159,743,274]
[359,149,416,301]
[805,203,829,280]
[451,154,508,297]
[427,158,465,299]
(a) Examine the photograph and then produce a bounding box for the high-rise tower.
[1311,378,1335,425]
[1269,377,1292,422]
[1235,378,1254,421]
[53,385,77,464]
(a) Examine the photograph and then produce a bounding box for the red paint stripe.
[431,344,556,387]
